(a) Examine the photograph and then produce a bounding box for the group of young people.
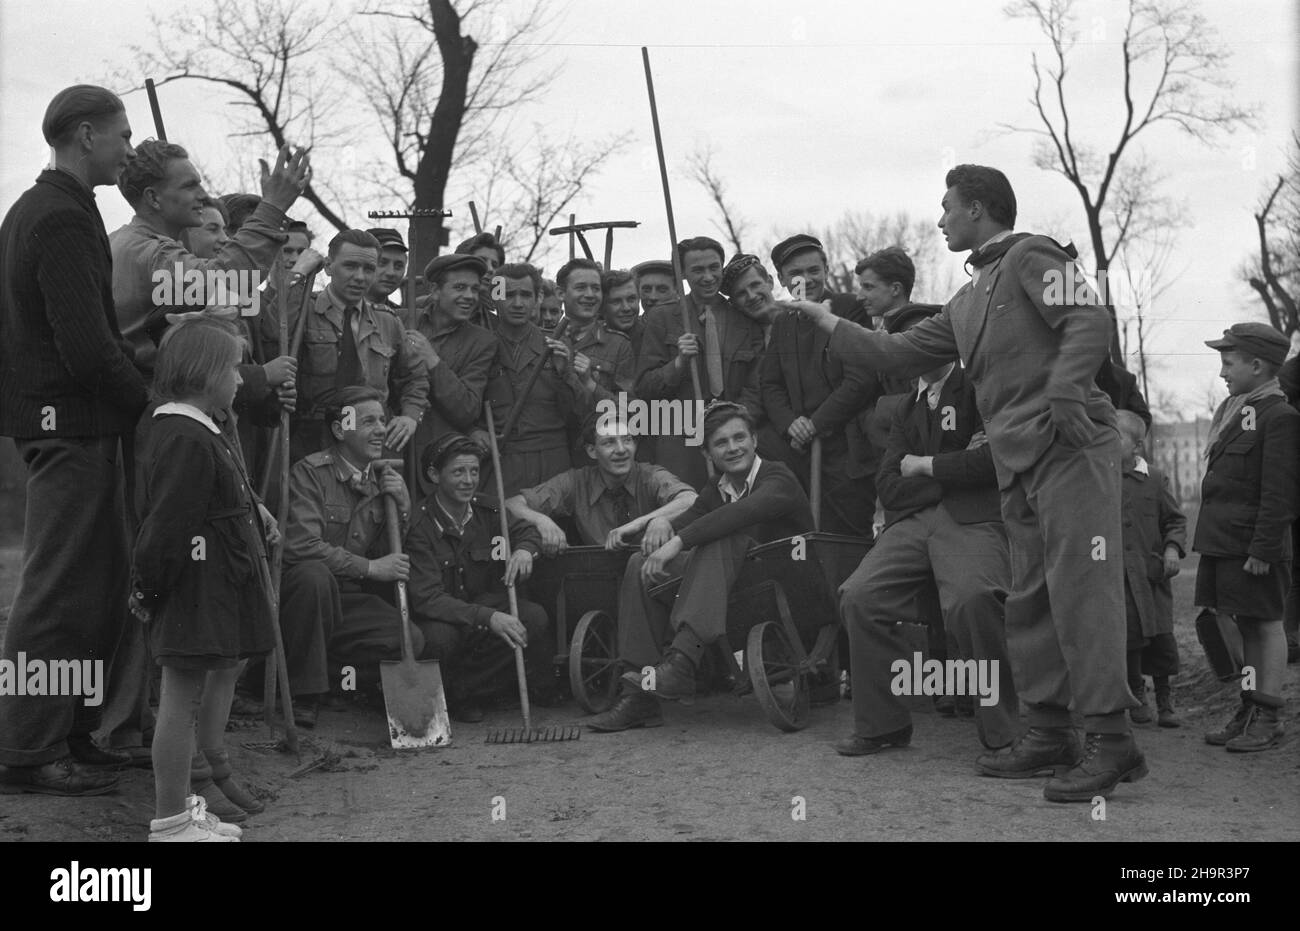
[1,85,1296,842]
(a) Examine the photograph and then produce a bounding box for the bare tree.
[687,145,750,255]
[124,2,354,231]
[350,0,557,278]
[1242,133,1300,336]
[1001,0,1258,360]
[467,126,632,268]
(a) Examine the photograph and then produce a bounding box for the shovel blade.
[379,657,452,749]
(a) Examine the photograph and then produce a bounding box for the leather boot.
[1129,678,1153,724]
[1154,677,1180,728]
[1225,693,1284,753]
[976,726,1081,778]
[1205,691,1253,745]
[1044,732,1148,802]
[203,747,264,814]
[191,750,247,823]
[587,690,663,732]
[621,649,696,704]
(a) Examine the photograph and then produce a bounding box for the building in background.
[1149,418,1212,503]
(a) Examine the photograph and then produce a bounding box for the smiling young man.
[408,253,499,499]
[601,268,646,360]
[109,139,310,381]
[558,257,635,410]
[279,387,417,727]
[290,229,429,465]
[454,231,505,329]
[0,85,148,795]
[479,263,589,495]
[740,250,880,537]
[405,433,554,721]
[588,402,813,732]
[505,413,696,554]
[365,227,408,316]
[792,164,1143,803]
[635,237,766,488]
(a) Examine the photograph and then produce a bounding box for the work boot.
[1129,679,1153,724]
[1043,732,1148,802]
[0,756,119,797]
[587,691,663,732]
[831,724,912,757]
[67,734,132,769]
[203,747,264,814]
[622,649,696,704]
[1205,692,1253,745]
[1154,678,1181,728]
[977,726,1081,778]
[1225,694,1284,753]
[191,750,247,823]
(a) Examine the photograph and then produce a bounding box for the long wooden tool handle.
[499,318,569,443]
[641,46,703,403]
[257,271,317,499]
[809,435,822,533]
[484,403,530,732]
[145,78,167,141]
[469,201,483,235]
[255,547,298,752]
[383,479,417,664]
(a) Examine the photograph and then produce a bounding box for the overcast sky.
[2,0,1296,418]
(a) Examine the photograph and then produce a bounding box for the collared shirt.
[431,495,473,536]
[283,444,398,579]
[520,462,695,545]
[916,363,956,410]
[718,454,763,504]
[323,285,363,342]
[1131,455,1149,477]
[154,401,221,434]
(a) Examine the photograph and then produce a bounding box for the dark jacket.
[671,458,813,549]
[876,365,999,527]
[1193,393,1299,563]
[405,495,542,628]
[635,295,764,412]
[483,322,585,452]
[132,411,274,660]
[1121,463,1186,638]
[0,170,148,438]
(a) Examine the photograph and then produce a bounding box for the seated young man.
[505,413,696,553]
[833,358,1019,757]
[588,402,814,731]
[405,433,554,723]
[280,387,416,727]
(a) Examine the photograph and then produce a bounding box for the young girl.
[131,317,276,841]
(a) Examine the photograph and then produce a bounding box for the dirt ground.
[1,550,1297,843]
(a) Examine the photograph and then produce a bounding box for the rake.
[482,403,582,745]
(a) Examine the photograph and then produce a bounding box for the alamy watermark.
[1042,264,1153,310]
[596,393,706,447]
[0,654,104,706]
[151,262,263,316]
[889,652,999,707]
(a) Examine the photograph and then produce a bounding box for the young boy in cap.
[1195,322,1299,752]
[405,433,554,722]
[1114,410,1186,727]
[455,231,505,329]
[365,227,409,317]
[409,252,499,499]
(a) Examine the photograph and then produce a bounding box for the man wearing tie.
[635,236,765,488]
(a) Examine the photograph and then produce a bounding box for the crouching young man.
[404,433,554,723]
[588,402,814,731]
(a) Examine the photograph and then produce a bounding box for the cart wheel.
[569,610,620,714]
[746,620,809,732]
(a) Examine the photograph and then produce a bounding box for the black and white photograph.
[0,0,1295,891]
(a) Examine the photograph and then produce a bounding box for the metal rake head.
[485,726,582,744]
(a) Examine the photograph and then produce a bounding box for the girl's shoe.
[186,794,243,838]
[148,804,238,842]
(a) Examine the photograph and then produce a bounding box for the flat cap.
[720,253,766,296]
[885,302,942,334]
[366,227,407,251]
[770,234,825,271]
[633,259,675,278]
[1205,322,1290,366]
[423,253,488,282]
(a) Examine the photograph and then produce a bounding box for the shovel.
[482,404,581,745]
[378,470,451,749]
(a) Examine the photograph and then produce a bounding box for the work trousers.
[413,593,551,705]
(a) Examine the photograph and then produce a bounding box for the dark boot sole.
[1043,759,1149,802]
[1225,735,1283,752]
[586,716,664,733]
[977,758,1077,779]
